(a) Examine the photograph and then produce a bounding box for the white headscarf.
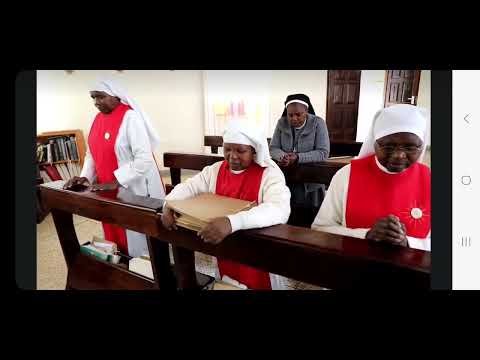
[90,77,161,151]
[357,104,428,161]
[222,119,274,168]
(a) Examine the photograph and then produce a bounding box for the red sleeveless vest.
[215,161,272,289]
[346,154,431,239]
[88,103,132,254]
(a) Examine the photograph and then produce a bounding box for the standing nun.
[311,104,431,251]
[64,77,166,257]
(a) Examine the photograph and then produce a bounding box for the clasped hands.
[366,215,408,247]
[278,152,298,167]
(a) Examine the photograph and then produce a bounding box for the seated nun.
[162,119,291,289]
[269,94,330,226]
[311,104,431,251]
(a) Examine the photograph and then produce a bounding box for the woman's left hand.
[286,152,298,166]
[198,217,232,244]
[278,154,290,167]
[90,179,119,192]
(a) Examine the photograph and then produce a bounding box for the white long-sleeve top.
[81,110,165,199]
[311,162,431,251]
[165,161,291,232]
[165,160,292,290]
[80,109,165,257]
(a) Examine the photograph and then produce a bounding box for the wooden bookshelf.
[37,129,86,168]
[36,130,86,221]
[40,160,80,166]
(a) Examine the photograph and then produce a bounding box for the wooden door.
[384,70,421,107]
[326,70,361,141]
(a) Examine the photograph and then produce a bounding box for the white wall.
[356,70,431,145]
[203,70,328,137]
[417,70,431,146]
[37,70,204,169]
[268,70,328,136]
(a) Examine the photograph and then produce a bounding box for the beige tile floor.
[37,214,102,290]
[36,214,321,290]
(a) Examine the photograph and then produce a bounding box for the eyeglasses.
[376,142,422,155]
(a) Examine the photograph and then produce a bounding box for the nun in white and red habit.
[162,119,292,289]
[312,104,431,251]
[65,78,166,257]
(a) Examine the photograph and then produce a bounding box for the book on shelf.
[55,164,66,180]
[41,136,80,164]
[75,162,82,176]
[66,161,75,178]
[43,164,62,181]
[45,141,51,162]
[37,143,50,164]
[41,159,80,181]
[47,140,55,162]
[67,163,75,178]
[166,193,256,232]
[36,143,44,163]
[69,162,77,177]
[41,144,47,163]
[54,137,63,161]
[39,170,52,183]
[53,140,60,162]
[69,136,79,160]
[65,139,73,161]
[64,163,72,179]
[59,163,73,180]
[55,137,65,161]
[61,137,67,160]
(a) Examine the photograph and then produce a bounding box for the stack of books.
[166,193,256,232]
[80,236,120,263]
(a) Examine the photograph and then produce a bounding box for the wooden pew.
[163,152,351,187]
[39,181,213,290]
[162,224,430,290]
[204,135,362,157]
[328,140,363,157]
[204,135,226,154]
[39,181,431,290]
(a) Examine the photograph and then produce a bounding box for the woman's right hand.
[63,176,90,190]
[366,215,408,247]
[278,153,298,167]
[278,154,290,167]
[161,206,178,231]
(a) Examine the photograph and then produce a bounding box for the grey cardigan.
[269,114,330,163]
